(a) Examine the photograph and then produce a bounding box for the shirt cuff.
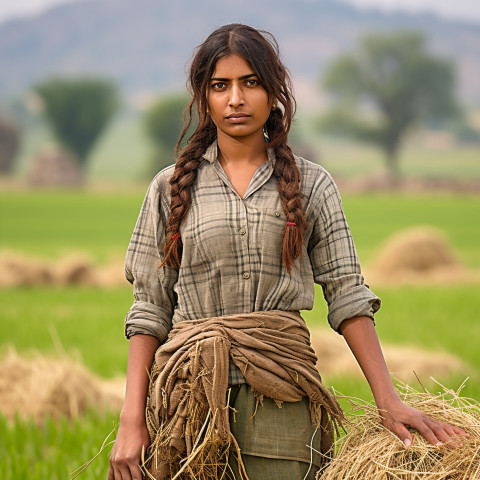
[124,300,172,342]
[327,285,381,333]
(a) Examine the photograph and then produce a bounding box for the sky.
[0,0,479,25]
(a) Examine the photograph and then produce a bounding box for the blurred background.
[0,0,479,478]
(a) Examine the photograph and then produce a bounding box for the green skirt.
[227,384,334,480]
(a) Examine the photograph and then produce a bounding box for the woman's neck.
[216,131,268,167]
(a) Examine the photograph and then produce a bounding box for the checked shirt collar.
[202,139,276,200]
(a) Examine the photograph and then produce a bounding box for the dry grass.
[310,328,468,383]
[367,227,480,286]
[0,348,125,425]
[318,382,480,479]
[0,251,127,287]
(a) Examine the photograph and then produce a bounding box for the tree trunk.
[385,144,401,187]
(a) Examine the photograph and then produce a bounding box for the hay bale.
[310,328,467,383]
[0,251,55,287]
[97,260,129,288]
[0,250,130,287]
[0,348,124,425]
[373,227,459,274]
[369,227,468,285]
[318,383,480,480]
[54,254,97,286]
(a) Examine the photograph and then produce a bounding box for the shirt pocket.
[261,208,287,257]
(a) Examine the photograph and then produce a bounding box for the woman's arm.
[340,316,468,447]
[108,334,160,480]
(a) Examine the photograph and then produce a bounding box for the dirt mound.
[0,348,125,425]
[367,227,480,285]
[310,327,467,383]
[0,251,127,287]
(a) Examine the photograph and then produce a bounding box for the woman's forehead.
[211,54,255,79]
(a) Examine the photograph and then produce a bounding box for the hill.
[0,0,479,106]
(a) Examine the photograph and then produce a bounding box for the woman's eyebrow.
[210,73,257,81]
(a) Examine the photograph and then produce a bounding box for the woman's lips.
[225,113,250,123]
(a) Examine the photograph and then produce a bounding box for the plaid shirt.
[124,140,381,384]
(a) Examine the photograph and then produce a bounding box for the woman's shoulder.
[147,164,176,195]
[292,153,338,200]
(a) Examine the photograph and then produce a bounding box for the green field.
[1,188,479,479]
[0,410,114,480]
[1,284,479,479]
[1,190,479,267]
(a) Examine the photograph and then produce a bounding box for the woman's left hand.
[339,316,470,449]
[377,397,469,448]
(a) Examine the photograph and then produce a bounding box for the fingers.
[110,453,142,480]
[380,403,469,449]
[111,462,139,480]
[390,421,412,447]
[406,420,468,449]
[436,421,470,448]
[452,424,470,438]
[129,463,144,480]
[426,419,454,446]
[108,465,115,480]
[110,464,126,480]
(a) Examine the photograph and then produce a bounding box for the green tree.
[144,94,196,171]
[0,117,20,173]
[321,31,459,180]
[35,77,118,165]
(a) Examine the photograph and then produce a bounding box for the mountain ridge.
[0,0,479,105]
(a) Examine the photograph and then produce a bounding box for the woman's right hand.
[108,415,151,480]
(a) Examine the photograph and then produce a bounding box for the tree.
[321,31,459,180]
[144,94,194,171]
[35,77,118,165]
[0,117,20,174]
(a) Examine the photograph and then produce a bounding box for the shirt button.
[239,227,246,235]
[242,272,250,279]
[275,211,281,217]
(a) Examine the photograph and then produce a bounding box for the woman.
[108,24,467,480]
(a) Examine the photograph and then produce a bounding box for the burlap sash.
[143,310,343,480]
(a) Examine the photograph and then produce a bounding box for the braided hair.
[160,24,306,273]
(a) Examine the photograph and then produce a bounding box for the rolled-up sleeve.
[124,171,178,342]
[307,172,381,333]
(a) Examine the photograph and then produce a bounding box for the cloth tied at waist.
[144,310,344,480]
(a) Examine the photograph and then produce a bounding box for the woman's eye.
[211,82,226,90]
[246,79,259,86]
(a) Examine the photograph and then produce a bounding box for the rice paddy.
[1,188,479,479]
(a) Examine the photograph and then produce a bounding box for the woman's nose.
[229,84,244,107]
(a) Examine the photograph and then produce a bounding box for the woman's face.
[206,54,273,142]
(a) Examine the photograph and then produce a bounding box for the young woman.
[108,24,467,480]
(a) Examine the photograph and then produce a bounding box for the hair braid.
[271,132,306,272]
[159,110,216,269]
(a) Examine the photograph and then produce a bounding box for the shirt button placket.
[238,201,251,308]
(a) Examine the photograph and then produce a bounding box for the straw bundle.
[0,251,127,287]
[0,348,125,425]
[318,382,480,480]
[366,227,480,286]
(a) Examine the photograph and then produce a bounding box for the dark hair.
[160,24,306,273]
